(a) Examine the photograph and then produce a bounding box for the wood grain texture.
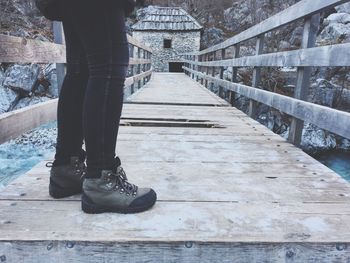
[1,72,350,262]
[0,34,66,63]
[183,43,350,68]
[1,241,349,263]
[0,99,58,144]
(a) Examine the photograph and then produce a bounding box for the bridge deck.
[1,73,350,262]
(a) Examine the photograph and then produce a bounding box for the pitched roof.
[132,6,202,31]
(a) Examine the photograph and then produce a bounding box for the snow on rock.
[324,13,350,25]
[339,138,350,151]
[3,64,40,94]
[335,3,350,14]
[301,123,337,154]
[319,13,350,44]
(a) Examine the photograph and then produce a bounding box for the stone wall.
[132,31,201,72]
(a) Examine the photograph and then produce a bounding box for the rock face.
[3,64,40,94]
[319,13,350,44]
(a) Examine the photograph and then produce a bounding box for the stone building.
[132,6,202,72]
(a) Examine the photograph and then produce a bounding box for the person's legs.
[68,0,129,178]
[48,15,88,199]
[54,16,89,165]
[62,1,157,213]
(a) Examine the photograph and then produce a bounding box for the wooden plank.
[127,73,229,106]
[184,0,349,55]
[183,67,350,140]
[127,34,152,53]
[288,14,320,146]
[124,69,153,88]
[0,34,152,64]
[249,34,264,118]
[1,240,350,263]
[0,99,58,144]
[183,42,350,68]
[2,159,349,203]
[129,58,152,65]
[1,200,350,243]
[0,34,66,63]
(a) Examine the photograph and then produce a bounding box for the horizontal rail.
[0,69,153,143]
[125,69,153,87]
[0,99,58,144]
[184,0,349,56]
[183,43,350,68]
[0,34,152,63]
[0,34,65,63]
[183,66,350,140]
[127,35,152,53]
[129,58,152,65]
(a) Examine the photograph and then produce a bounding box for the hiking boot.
[47,156,87,199]
[82,165,157,214]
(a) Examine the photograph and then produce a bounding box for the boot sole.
[49,179,82,199]
[81,192,157,214]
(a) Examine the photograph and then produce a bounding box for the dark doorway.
[169,62,184,72]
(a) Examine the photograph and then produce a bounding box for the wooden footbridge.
[1,0,350,262]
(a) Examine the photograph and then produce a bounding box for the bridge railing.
[0,22,153,144]
[182,0,350,146]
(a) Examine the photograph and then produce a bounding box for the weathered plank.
[1,72,350,263]
[1,201,350,243]
[127,73,229,106]
[0,99,58,144]
[0,34,152,63]
[1,241,350,263]
[183,67,350,140]
[183,42,350,68]
[0,34,66,63]
[2,160,349,203]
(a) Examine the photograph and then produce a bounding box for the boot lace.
[106,167,138,197]
[45,160,86,179]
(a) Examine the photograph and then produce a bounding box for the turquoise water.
[313,151,350,181]
[0,121,57,189]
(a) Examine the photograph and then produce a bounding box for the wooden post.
[195,55,199,82]
[249,34,264,118]
[53,21,65,96]
[143,49,146,85]
[192,55,195,79]
[219,49,225,98]
[130,44,135,94]
[211,52,216,92]
[200,55,204,85]
[137,47,141,89]
[205,53,210,88]
[288,14,320,146]
[229,44,240,106]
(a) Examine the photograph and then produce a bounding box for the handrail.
[184,0,349,56]
[182,0,350,147]
[0,23,153,144]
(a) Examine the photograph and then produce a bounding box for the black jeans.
[54,0,129,178]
